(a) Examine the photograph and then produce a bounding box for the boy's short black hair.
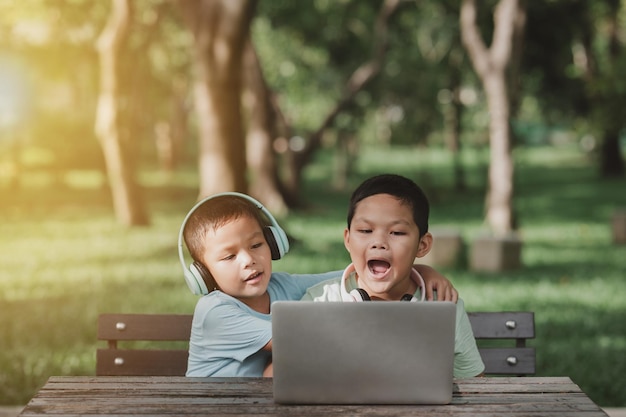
[183,195,268,263]
[347,174,429,237]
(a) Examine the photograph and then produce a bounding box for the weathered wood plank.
[21,397,606,416]
[19,376,608,417]
[42,376,580,394]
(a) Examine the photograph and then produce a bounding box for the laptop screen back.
[272,301,456,404]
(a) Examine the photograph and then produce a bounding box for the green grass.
[1,144,625,407]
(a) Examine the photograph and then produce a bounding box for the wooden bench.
[97,313,192,376]
[97,311,535,377]
[468,311,536,376]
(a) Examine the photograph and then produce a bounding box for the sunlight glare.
[0,54,32,135]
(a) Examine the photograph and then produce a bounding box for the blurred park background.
[1,0,625,409]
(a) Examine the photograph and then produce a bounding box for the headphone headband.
[178,192,289,295]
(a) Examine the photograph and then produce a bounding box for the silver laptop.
[272,301,456,404]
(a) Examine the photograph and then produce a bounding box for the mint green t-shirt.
[301,273,485,378]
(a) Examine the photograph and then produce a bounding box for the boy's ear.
[343,228,351,252]
[415,232,433,258]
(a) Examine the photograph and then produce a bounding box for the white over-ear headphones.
[339,263,426,302]
[177,192,290,296]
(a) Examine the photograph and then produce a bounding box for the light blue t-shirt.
[300,272,485,378]
[186,270,341,377]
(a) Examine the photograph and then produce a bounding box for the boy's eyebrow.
[352,216,414,227]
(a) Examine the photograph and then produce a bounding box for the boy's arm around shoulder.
[414,264,458,302]
[262,340,273,377]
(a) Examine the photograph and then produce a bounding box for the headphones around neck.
[339,263,426,302]
[177,192,290,296]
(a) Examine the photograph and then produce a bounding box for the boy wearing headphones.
[180,192,459,377]
[301,174,485,378]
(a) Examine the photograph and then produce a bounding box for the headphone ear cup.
[401,294,415,302]
[350,288,371,301]
[264,226,289,260]
[186,262,212,296]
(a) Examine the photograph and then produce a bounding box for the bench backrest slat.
[96,349,189,376]
[468,311,536,376]
[98,313,192,341]
[97,313,192,376]
[97,310,536,376]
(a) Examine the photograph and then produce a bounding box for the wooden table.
[19,376,608,416]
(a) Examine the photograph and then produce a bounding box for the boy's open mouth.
[368,259,390,276]
[245,271,262,282]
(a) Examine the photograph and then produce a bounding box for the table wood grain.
[19,376,608,416]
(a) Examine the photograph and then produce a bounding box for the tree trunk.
[155,79,189,175]
[597,7,625,178]
[484,75,514,234]
[460,0,526,236]
[169,78,190,169]
[95,0,149,226]
[333,130,358,191]
[178,0,256,199]
[242,38,289,215]
[444,47,465,192]
[600,128,625,177]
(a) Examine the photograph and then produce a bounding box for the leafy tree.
[521,0,625,177]
[256,0,404,199]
